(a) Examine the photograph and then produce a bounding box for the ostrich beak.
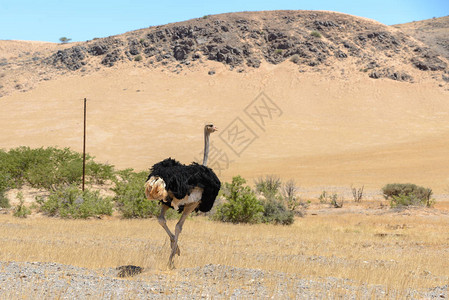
[213,126,218,132]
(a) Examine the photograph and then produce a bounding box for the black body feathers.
[147,158,221,212]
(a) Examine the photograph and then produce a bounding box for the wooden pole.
[82,98,87,192]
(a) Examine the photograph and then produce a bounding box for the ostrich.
[144,124,220,269]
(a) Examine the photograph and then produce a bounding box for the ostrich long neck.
[203,128,210,166]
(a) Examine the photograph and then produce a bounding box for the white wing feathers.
[170,187,203,210]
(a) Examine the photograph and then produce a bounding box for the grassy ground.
[1,202,448,297]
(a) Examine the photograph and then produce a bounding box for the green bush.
[0,190,10,209]
[382,183,434,207]
[382,183,430,199]
[390,194,422,207]
[0,151,12,187]
[213,175,264,224]
[134,55,142,62]
[274,49,283,55]
[290,54,300,64]
[13,192,30,218]
[39,185,113,218]
[255,175,281,201]
[86,160,115,184]
[255,175,297,224]
[318,191,335,203]
[389,193,435,208]
[0,170,10,208]
[0,147,36,187]
[112,169,179,219]
[261,199,294,225]
[311,31,322,38]
[0,147,115,191]
[282,179,300,211]
[25,148,84,190]
[282,179,307,216]
[318,191,343,208]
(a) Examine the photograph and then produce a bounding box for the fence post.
[82,98,87,191]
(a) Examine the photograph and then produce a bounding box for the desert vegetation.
[58,37,71,44]
[112,169,180,219]
[37,185,113,218]
[0,147,447,297]
[213,175,264,224]
[212,175,296,225]
[318,190,344,208]
[0,147,301,223]
[0,147,116,218]
[0,147,442,217]
[310,30,322,38]
[0,146,114,191]
[351,185,364,203]
[12,192,30,218]
[0,147,441,221]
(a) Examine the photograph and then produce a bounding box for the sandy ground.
[1,58,449,193]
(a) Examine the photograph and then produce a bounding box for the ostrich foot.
[167,260,176,270]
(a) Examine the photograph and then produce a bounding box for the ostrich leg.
[157,204,180,256]
[168,202,199,269]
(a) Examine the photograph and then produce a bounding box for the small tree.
[382,183,434,207]
[59,37,72,44]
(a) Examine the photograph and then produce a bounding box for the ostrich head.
[204,124,218,134]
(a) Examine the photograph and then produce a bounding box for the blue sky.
[1,0,448,43]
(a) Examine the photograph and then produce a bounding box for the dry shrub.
[382,183,434,207]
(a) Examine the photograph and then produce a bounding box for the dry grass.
[1,207,448,296]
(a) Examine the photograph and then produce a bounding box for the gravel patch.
[0,261,447,299]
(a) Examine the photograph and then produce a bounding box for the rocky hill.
[393,15,449,61]
[1,10,448,97]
